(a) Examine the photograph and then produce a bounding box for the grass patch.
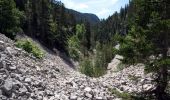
[15,39,44,59]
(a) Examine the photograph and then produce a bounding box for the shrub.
[80,42,115,77]
[67,35,81,61]
[15,39,44,59]
[80,58,94,77]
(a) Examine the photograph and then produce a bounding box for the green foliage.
[67,24,87,61]
[68,35,81,61]
[110,88,146,100]
[80,57,94,77]
[0,0,23,39]
[80,42,115,77]
[80,56,106,77]
[110,88,133,100]
[16,39,44,59]
[114,0,170,99]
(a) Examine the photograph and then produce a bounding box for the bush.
[67,35,81,61]
[15,39,44,59]
[80,52,107,77]
[80,42,115,77]
[80,58,94,77]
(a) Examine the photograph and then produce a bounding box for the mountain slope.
[0,33,155,100]
[66,9,100,25]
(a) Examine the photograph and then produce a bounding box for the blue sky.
[60,0,129,19]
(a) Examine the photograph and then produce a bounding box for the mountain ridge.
[66,8,100,25]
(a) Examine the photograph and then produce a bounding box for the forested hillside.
[1,0,99,53]
[0,0,170,99]
[66,9,100,25]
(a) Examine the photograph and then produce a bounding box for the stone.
[121,81,127,85]
[70,95,77,100]
[35,66,41,71]
[143,84,154,91]
[0,61,4,69]
[84,87,92,92]
[24,78,32,83]
[0,41,5,51]
[46,90,53,96]
[6,47,14,55]
[2,78,13,97]
[49,96,55,100]
[7,65,17,71]
[19,86,28,95]
[0,41,4,45]
[43,97,48,100]
[53,66,60,72]
[96,96,103,100]
[54,94,60,99]
[0,89,2,95]
[1,95,7,100]
[140,79,145,83]
[85,93,93,98]
[12,80,22,91]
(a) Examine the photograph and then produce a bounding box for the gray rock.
[0,41,5,51]
[85,93,93,98]
[19,86,28,95]
[1,78,13,97]
[1,95,7,100]
[84,87,92,92]
[96,96,103,100]
[143,84,154,91]
[13,80,22,91]
[7,65,17,71]
[46,90,54,96]
[0,41,4,45]
[24,78,32,83]
[5,47,12,55]
[0,61,4,69]
[0,89,2,95]
[70,95,77,100]
[49,96,55,100]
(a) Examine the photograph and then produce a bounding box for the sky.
[60,0,129,19]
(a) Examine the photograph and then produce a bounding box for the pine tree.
[116,0,170,99]
[0,0,22,39]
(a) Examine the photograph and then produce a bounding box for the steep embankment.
[0,33,154,100]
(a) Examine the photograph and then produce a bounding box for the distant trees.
[0,0,23,39]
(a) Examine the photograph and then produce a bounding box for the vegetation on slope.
[16,39,44,59]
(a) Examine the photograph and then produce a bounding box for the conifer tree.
[0,0,22,39]
[116,0,170,99]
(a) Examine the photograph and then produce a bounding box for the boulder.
[1,78,13,97]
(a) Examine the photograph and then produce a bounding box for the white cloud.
[60,0,128,19]
[62,0,88,10]
[96,9,111,17]
[86,0,118,5]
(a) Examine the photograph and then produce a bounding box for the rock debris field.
[0,33,154,100]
